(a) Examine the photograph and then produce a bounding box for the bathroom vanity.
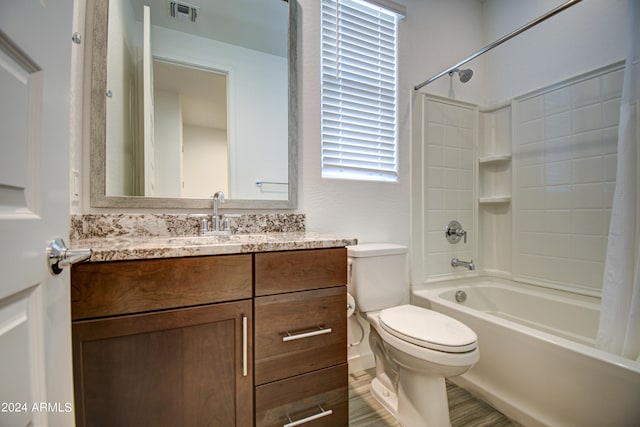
[70,229,354,427]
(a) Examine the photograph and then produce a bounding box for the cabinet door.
[72,300,252,427]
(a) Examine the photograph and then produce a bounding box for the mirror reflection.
[102,0,290,203]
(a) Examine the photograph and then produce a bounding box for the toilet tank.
[347,243,408,312]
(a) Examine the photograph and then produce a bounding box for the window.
[321,0,403,182]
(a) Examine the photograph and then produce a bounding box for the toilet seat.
[379,305,477,353]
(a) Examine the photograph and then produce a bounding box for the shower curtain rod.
[413,0,583,91]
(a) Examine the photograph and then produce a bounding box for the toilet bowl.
[367,306,478,427]
[348,244,479,427]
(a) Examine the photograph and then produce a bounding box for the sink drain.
[455,290,467,303]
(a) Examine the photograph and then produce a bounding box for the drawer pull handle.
[284,405,333,427]
[283,326,332,342]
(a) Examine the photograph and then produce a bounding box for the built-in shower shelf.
[478,103,512,274]
[479,154,511,164]
[479,196,511,204]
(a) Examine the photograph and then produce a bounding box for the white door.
[143,5,156,196]
[0,1,75,426]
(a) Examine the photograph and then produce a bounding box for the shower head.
[458,68,473,83]
[449,68,474,83]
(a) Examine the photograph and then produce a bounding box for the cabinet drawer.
[255,248,347,296]
[71,254,252,320]
[255,287,346,385]
[255,363,348,427]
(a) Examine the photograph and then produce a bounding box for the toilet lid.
[379,305,477,353]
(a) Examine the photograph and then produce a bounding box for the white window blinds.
[321,0,400,182]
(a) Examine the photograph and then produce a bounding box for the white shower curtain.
[596,0,640,361]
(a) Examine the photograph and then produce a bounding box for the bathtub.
[411,278,640,427]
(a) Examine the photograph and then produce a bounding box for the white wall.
[481,0,627,104]
[297,0,485,244]
[153,90,182,197]
[403,0,486,105]
[182,125,229,197]
[104,0,137,196]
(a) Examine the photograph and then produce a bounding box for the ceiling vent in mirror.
[169,1,198,23]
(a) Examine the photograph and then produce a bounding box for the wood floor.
[349,369,523,426]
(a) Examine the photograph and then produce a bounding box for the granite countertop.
[73,232,358,262]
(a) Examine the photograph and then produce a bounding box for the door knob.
[47,238,92,275]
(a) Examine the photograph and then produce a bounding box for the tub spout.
[451,257,475,271]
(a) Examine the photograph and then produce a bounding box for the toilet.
[348,243,479,427]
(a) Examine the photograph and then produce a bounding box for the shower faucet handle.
[445,220,467,244]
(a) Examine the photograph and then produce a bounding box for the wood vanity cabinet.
[71,247,350,427]
[254,248,348,427]
[71,254,253,427]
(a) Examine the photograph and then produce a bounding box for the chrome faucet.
[189,191,234,236]
[212,191,225,232]
[451,257,475,271]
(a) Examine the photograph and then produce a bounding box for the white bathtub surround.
[512,63,624,295]
[412,278,640,427]
[410,95,477,284]
[597,0,640,362]
[412,63,626,293]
